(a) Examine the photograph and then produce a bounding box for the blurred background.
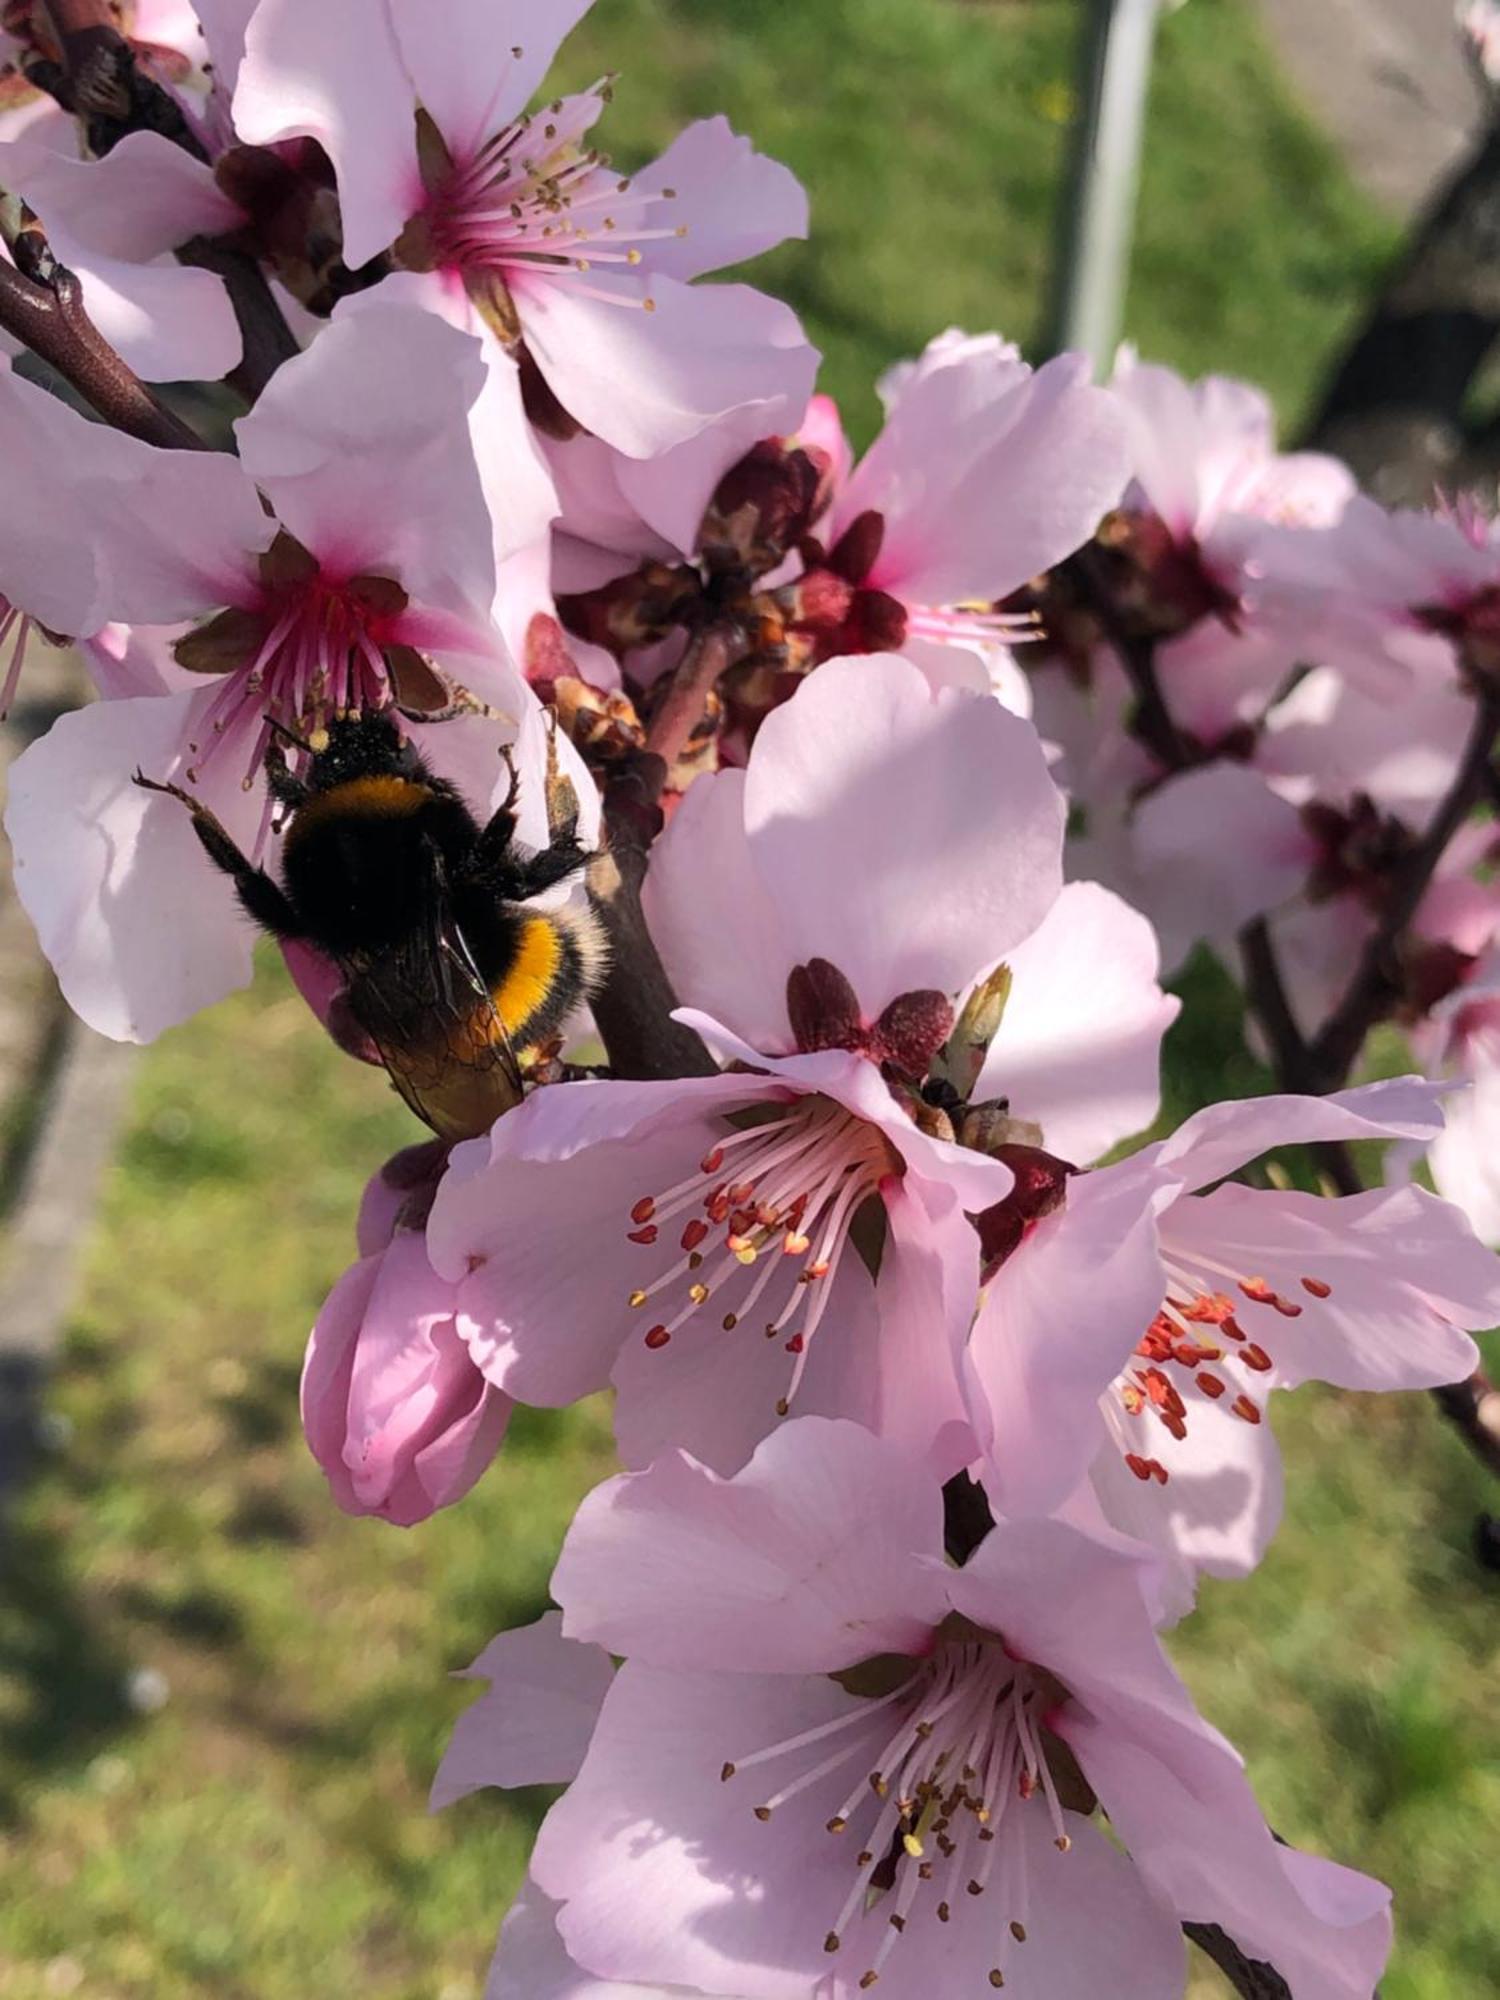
[1,2,1498,1996]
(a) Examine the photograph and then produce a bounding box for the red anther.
[722,1312,739,1330]
[806,1260,830,1280]
[1124,1452,1153,1482]
[1231,1394,1262,1425]
[706,1190,731,1224]
[1301,1276,1332,1298]
[1196,1371,1226,1398]
[644,1325,671,1350]
[1239,1276,1278,1306]
[1241,1343,1273,1373]
[681,1218,709,1252]
[783,1231,812,1257]
[727,1181,756,1205]
[700,1146,725,1175]
[729,1208,758,1236]
[630,1196,656,1225]
[1220,1315,1247,1343]
[627,1224,659,1245]
[1148,1460,1169,1486]
[785,1333,805,1354]
[1270,1295,1303,1318]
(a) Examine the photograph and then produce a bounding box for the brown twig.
[1239,917,1319,1095]
[1072,549,1196,771]
[1184,1923,1293,1999]
[176,236,303,404]
[0,227,204,449]
[644,618,748,776]
[37,0,207,159]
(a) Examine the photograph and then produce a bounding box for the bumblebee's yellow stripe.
[289,774,434,839]
[493,916,560,1037]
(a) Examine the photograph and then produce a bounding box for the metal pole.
[1046,0,1164,370]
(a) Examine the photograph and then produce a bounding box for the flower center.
[174,540,413,842]
[625,1093,899,1415]
[720,1636,1075,1989]
[1105,1238,1332,1483]
[410,83,686,327]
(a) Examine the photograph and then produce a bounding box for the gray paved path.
[1257,0,1481,212]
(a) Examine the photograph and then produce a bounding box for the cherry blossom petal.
[432,1611,615,1808]
[488,1883,713,2000]
[846,348,1130,606]
[0,366,116,633]
[1129,761,1312,970]
[1429,1056,1500,1241]
[5,690,262,1040]
[534,1664,894,2000]
[234,0,418,268]
[627,118,808,282]
[68,245,243,383]
[1162,1183,1492,1392]
[427,1074,794,1406]
[976,881,1178,1164]
[968,1159,1175,1516]
[742,654,1065,1017]
[1087,1390,1284,1598]
[387,0,593,165]
[553,1418,946,1673]
[642,769,795,1054]
[192,0,256,91]
[236,303,503,617]
[1156,1077,1451,1192]
[515,270,816,461]
[0,131,241,259]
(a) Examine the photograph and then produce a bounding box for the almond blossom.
[968,1080,1500,1608]
[2,302,567,1043]
[516,1418,1392,2000]
[426,652,1083,1478]
[225,0,816,497]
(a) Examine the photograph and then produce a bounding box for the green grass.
[5,2,1494,1996]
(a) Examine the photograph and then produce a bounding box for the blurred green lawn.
[2,2,1497,1996]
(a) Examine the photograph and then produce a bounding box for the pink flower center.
[626,1093,899,1416]
[416,82,686,321]
[177,547,412,847]
[1104,1235,1332,1483]
[721,1635,1075,1988]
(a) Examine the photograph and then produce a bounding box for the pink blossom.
[3,303,556,1042]
[969,1080,1499,1602]
[302,1149,511,1526]
[524,1417,1391,1999]
[1403,947,1500,1241]
[1103,352,1374,742]
[784,331,1130,685]
[428,654,1076,1479]
[228,0,815,478]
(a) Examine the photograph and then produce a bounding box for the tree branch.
[645,619,747,775]
[37,0,207,160]
[176,235,302,405]
[0,226,205,449]
[1184,1923,1292,1999]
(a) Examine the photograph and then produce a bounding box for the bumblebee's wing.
[344,844,525,1141]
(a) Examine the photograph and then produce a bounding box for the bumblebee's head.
[305,710,421,793]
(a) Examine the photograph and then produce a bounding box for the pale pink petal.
[4,690,262,1040]
[237,302,505,615]
[234,0,418,268]
[1429,1058,1500,1242]
[515,270,816,460]
[488,1883,710,2000]
[553,1418,946,1673]
[845,349,1131,606]
[641,768,796,1054]
[975,881,1178,1164]
[68,246,243,382]
[1162,1182,1491,1392]
[192,0,255,91]
[388,0,592,164]
[427,1074,794,1405]
[1110,352,1272,539]
[743,653,1065,1016]
[877,327,1022,410]
[0,367,113,633]
[1129,762,1312,969]
[626,117,808,281]
[534,1665,898,1999]
[0,131,241,258]
[1087,1391,1284,1597]
[1157,1077,1452,1191]
[968,1159,1174,1515]
[614,404,796,557]
[795,390,853,489]
[431,1611,614,1808]
[86,449,271,627]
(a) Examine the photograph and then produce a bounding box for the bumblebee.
[137,712,606,1142]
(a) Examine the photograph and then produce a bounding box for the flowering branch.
[0,210,204,449]
[36,0,207,158]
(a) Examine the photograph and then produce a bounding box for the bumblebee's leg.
[133,773,303,937]
[264,741,310,813]
[466,725,590,900]
[541,710,581,848]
